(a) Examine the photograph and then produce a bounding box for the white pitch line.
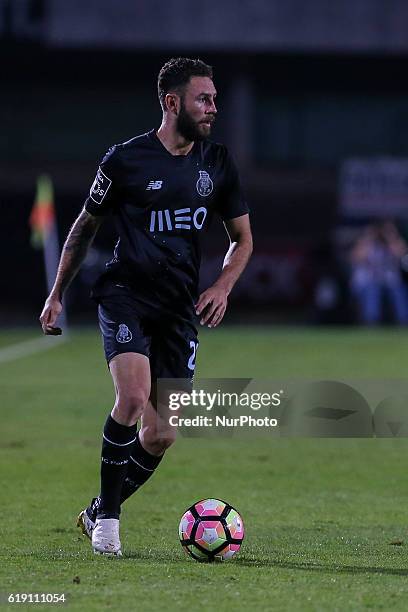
[0,335,68,364]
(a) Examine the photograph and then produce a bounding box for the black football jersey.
[84,129,249,316]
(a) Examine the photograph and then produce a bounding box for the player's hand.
[195,285,228,328]
[39,295,63,335]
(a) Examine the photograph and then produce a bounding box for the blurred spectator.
[350,221,408,324]
[312,245,350,324]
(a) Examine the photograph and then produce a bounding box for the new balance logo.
[146,180,163,190]
[149,207,207,232]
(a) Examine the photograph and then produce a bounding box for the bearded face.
[174,77,217,142]
[176,97,214,142]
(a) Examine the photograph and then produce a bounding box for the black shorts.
[98,294,199,381]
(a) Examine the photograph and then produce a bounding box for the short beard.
[176,99,207,142]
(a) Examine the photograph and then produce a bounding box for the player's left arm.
[195,214,253,327]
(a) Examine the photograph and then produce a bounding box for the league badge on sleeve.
[90,167,112,205]
[196,170,213,197]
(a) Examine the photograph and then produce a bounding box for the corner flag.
[29,175,56,249]
[30,175,68,330]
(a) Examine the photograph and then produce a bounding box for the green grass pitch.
[2,326,408,610]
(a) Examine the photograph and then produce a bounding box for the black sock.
[97,414,137,519]
[120,432,164,504]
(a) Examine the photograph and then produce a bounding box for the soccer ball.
[178,498,244,562]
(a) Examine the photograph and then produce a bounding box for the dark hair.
[157,57,213,110]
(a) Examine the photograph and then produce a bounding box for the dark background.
[2,0,408,325]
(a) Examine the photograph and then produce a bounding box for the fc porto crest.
[196,170,213,197]
[116,324,132,344]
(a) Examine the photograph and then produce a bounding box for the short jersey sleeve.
[216,147,249,221]
[84,145,121,216]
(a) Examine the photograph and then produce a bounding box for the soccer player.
[39,57,253,556]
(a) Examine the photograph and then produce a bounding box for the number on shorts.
[188,340,198,371]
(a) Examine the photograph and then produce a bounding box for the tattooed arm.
[39,209,104,335]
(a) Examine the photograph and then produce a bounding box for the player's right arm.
[39,209,103,335]
[40,145,120,335]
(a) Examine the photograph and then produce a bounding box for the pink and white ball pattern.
[179,498,245,562]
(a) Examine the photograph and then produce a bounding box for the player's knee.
[114,389,149,424]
